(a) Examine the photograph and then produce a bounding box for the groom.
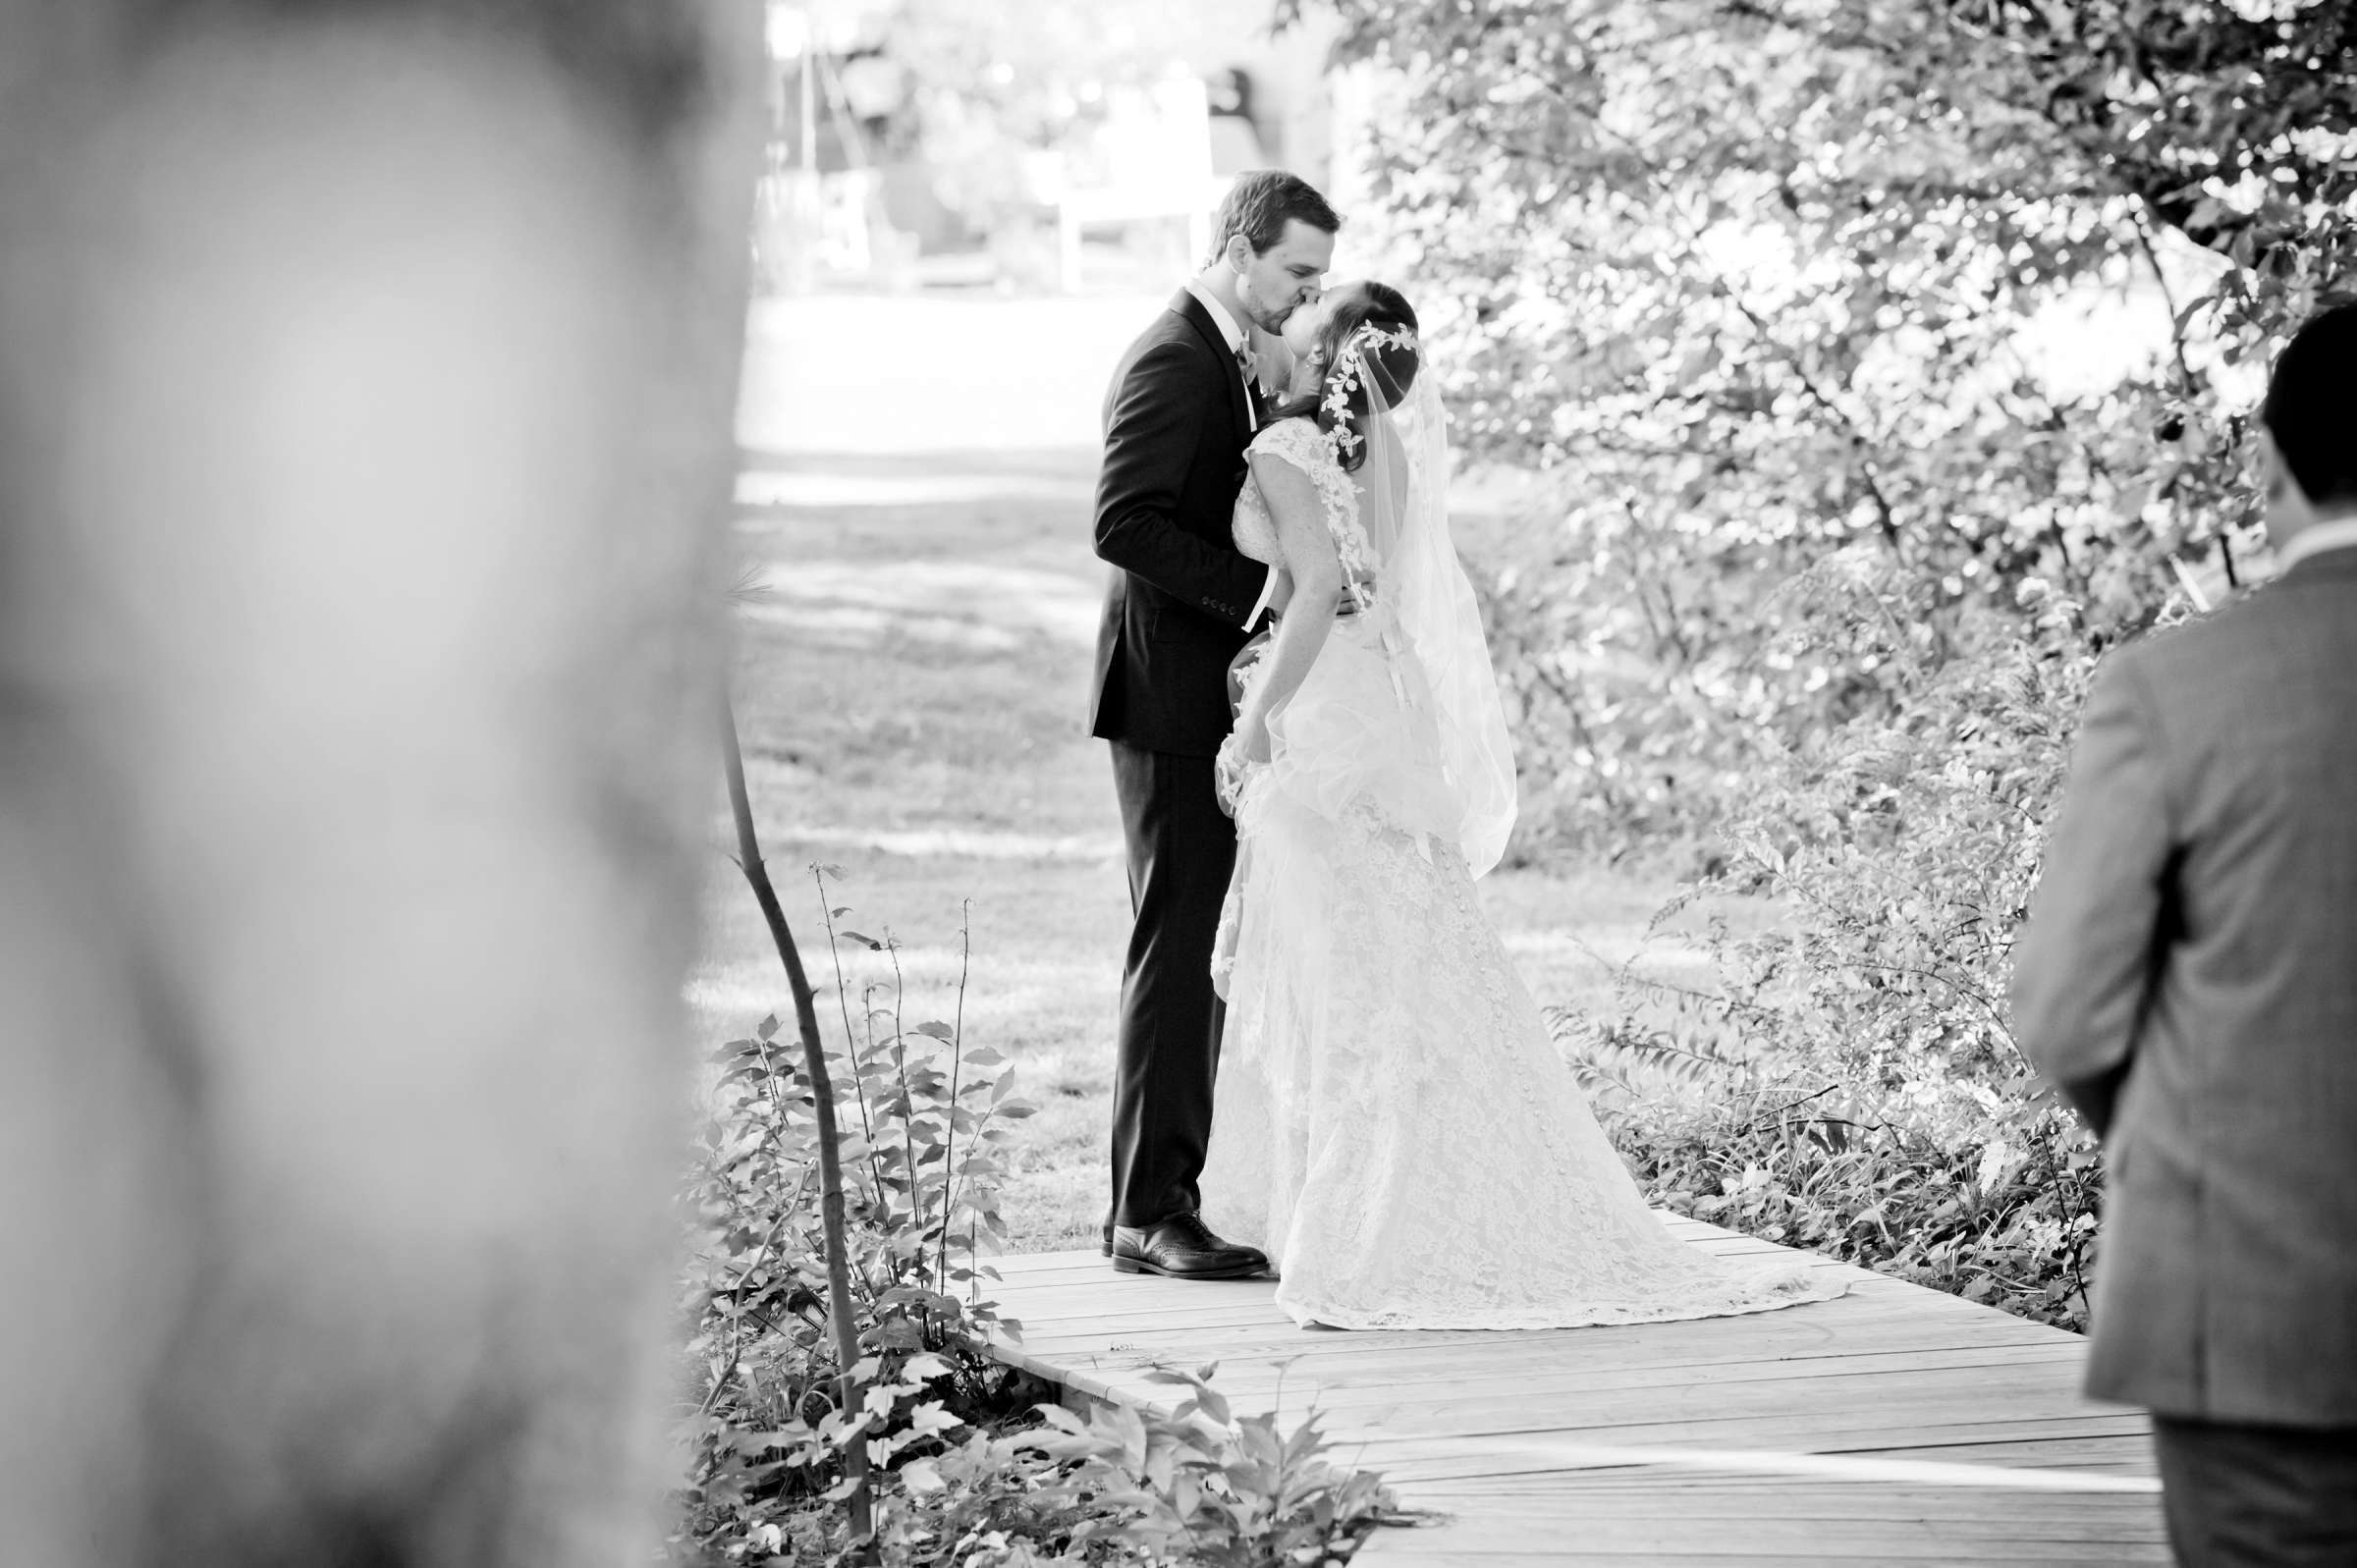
[1088,170,1339,1278]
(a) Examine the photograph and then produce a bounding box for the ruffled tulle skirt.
[1203,625,1846,1330]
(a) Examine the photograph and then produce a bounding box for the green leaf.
[903,1400,964,1439]
[1033,1403,1089,1434]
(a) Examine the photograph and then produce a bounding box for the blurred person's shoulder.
[2096,550,2357,707]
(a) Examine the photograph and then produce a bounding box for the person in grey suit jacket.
[2012,300,2357,1567]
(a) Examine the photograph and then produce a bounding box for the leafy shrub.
[672,876,1401,1566]
[863,1366,1403,1568]
[674,875,1040,1560]
[1004,1364,1405,1568]
[1551,560,2121,1329]
[1566,993,2103,1330]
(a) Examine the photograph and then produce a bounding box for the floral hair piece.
[1319,320,1420,464]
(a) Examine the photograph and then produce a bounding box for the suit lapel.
[1170,289,1254,441]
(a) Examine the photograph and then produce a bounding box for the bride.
[1201,281,1845,1330]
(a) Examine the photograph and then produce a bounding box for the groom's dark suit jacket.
[2013,546,2357,1429]
[1089,290,1269,757]
[1091,289,1269,1234]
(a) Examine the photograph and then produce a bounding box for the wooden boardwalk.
[986,1215,2169,1565]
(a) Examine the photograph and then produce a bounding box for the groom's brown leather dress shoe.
[1110,1212,1268,1279]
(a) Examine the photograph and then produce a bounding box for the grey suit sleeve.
[2009,653,2175,1138]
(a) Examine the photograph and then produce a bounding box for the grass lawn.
[698,296,1719,1254]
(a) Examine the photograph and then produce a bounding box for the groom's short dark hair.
[1209,170,1341,261]
[2263,301,2357,510]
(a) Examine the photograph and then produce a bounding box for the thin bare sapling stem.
[719,689,874,1558]
[815,874,888,1203]
[935,901,971,1296]
[885,939,916,1236]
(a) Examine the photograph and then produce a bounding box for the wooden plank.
[1072,1390,2120,1456]
[1357,1538,2168,1564]
[1361,1524,2166,1553]
[995,1288,2053,1353]
[997,1327,2068,1385]
[997,1320,2073,1379]
[989,1264,2020,1324]
[1053,1345,2089,1415]
[987,1240,1875,1294]
[1347,1546,2159,1555]
[988,1256,1909,1300]
[1398,1485,2161,1519]
[1022,1325,2086,1379]
[1429,1448,2160,1494]
[1360,1433,2156,1491]
[1376,1513,2166,1545]
[1070,1356,2095,1418]
[1347,1411,2151,1461]
[1070,1327,2087,1374]
[1349,1417,2152,1479]
[1131,1367,2098,1424]
[1849,1435,2156,1472]
[1137,1368,2104,1427]
[1016,1374,2143,1453]
[989,1243,1869,1288]
[1362,1489,2167,1560]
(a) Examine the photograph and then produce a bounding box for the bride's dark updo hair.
[1270,281,1420,472]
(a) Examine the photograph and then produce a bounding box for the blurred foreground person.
[0,5,756,1566]
[2012,302,2357,1566]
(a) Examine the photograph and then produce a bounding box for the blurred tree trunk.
[0,4,760,1566]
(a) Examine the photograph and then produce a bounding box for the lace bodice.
[1231,417,1376,582]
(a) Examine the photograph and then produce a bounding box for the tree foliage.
[1298,0,2354,845]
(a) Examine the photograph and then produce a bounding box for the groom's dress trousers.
[1090,290,1269,1232]
[2012,546,2357,1565]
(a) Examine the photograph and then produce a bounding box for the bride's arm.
[1233,451,1345,764]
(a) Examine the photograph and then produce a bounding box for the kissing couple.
[1084,170,1843,1330]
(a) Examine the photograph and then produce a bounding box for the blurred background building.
[754,0,1341,296]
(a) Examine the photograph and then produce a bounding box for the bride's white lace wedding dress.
[1201,414,1844,1330]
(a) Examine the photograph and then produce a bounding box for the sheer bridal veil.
[1346,331,1519,875]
